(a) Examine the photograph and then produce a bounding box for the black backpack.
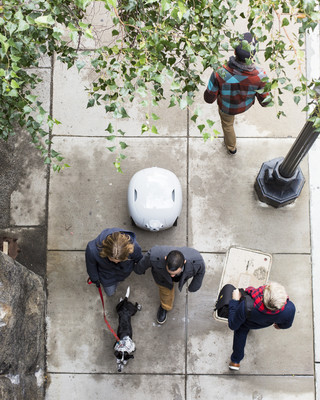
[214,284,254,319]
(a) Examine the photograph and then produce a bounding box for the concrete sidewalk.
[41,4,319,400]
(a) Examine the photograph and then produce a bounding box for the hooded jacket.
[85,228,142,287]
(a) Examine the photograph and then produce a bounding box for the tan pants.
[158,284,175,311]
[219,108,236,151]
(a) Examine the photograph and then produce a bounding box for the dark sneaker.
[229,361,240,371]
[156,305,167,324]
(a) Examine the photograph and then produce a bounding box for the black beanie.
[235,32,256,61]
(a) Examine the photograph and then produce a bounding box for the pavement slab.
[47,251,186,374]
[187,375,314,400]
[52,60,187,138]
[188,137,310,254]
[187,253,313,375]
[46,374,185,400]
[48,136,187,251]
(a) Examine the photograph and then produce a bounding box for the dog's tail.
[125,286,130,299]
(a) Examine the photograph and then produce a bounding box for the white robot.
[128,167,182,231]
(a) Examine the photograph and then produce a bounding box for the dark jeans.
[102,282,118,296]
[231,325,250,363]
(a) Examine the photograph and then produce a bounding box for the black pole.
[279,108,320,178]
[254,106,320,208]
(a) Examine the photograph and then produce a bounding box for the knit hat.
[235,32,256,61]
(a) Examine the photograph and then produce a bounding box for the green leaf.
[151,113,160,120]
[161,0,171,12]
[10,79,20,89]
[151,125,158,134]
[171,81,180,91]
[294,96,301,105]
[17,19,29,32]
[120,141,128,149]
[206,119,214,128]
[179,98,188,109]
[282,17,290,27]
[76,60,86,71]
[141,124,149,134]
[106,135,116,141]
[118,129,126,136]
[7,89,18,97]
[35,15,55,25]
[105,123,114,133]
[197,124,205,133]
[107,146,116,152]
[87,99,95,108]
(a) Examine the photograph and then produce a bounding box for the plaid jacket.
[204,63,269,115]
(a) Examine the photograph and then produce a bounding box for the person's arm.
[188,262,205,292]
[134,250,152,274]
[228,289,246,331]
[132,240,143,264]
[85,244,100,284]
[204,72,219,104]
[274,302,296,329]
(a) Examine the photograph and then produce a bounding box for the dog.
[114,287,141,372]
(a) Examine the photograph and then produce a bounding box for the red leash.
[87,278,120,342]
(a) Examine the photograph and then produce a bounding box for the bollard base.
[254,157,305,208]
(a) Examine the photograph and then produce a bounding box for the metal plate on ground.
[214,246,272,323]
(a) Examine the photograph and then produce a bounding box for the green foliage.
[1,0,320,171]
[0,0,91,170]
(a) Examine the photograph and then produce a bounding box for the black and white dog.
[114,287,141,372]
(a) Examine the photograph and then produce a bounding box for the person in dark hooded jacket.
[228,281,295,371]
[86,228,142,296]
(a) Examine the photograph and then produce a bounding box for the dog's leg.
[125,286,130,299]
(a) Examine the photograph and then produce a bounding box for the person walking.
[135,246,205,324]
[228,281,296,371]
[204,32,270,155]
[86,228,142,296]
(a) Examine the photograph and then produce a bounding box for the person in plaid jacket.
[228,282,295,371]
[204,32,270,155]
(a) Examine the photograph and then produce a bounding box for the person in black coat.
[86,228,142,296]
[228,281,296,371]
[135,245,205,324]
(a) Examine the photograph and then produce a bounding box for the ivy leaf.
[105,123,114,133]
[120,141,128,149]
[141,124,149,134]
[206,119,214,128]
[76,60,86,71]
[171,81,180,91]
[294,96,301,105]
[10,80,20,89]
[151,113,160,120]
[282,17,290,27]
[197,124,205,133]
[151,125,158,134]
[17,19,29,32]
[107,146,116,152]
[35,15,55,25]
[87,99,95,108]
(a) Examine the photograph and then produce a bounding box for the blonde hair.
[99,232,134,261]
[263,282,287,311]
